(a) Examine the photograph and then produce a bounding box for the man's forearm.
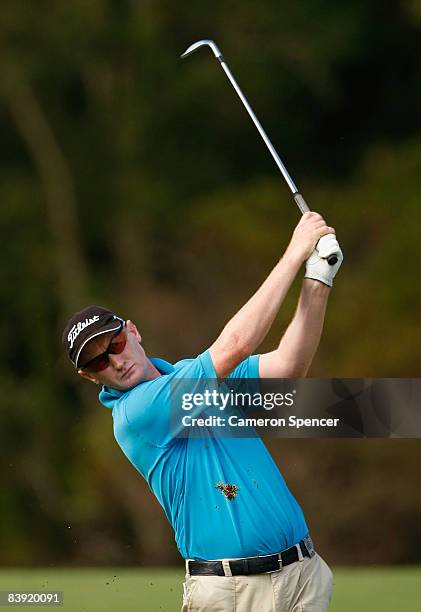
[209,212,337,378]
[275,279,330,376]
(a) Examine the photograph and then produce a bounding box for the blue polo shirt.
[99,350,308,560]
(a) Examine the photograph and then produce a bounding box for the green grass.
[0,567,419,611]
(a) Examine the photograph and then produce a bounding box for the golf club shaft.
[218,58,310,214]
[181,40,309,213]
[181,40,338,264]
[218,57,340,263]
[219,62,298,193]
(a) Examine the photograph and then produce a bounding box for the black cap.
[62,305,124,368]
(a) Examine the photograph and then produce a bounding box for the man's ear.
[126,319,141,343]
[78,369,99,385]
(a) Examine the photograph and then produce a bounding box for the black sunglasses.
[80,323,127,373]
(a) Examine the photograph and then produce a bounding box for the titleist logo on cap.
[68,315,100,349]
[62,306,123,368]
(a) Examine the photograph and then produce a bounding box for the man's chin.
[119,369,143,390]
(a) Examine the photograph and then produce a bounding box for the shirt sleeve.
[173,349,218,379]
[122,350,219,447]
[226,354,260,380]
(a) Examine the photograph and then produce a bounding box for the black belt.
[187,537,314,577]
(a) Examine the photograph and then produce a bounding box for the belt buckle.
[277,552,283,569]
[303,534,316,558]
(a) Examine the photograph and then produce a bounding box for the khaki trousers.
[181,553,333,612]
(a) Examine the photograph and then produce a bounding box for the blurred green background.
[1,1,421,609]
[0,567,420,611]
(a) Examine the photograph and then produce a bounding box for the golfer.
[62,211,343,612]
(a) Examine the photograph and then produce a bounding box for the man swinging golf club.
[62,210,343,612]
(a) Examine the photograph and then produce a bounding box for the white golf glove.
[305,234,343,287]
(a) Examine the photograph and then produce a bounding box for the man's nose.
[109,353,125,370]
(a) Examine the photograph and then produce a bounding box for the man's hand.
[305,234,343,287]
[285,212,335,264]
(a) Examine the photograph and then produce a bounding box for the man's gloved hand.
[304,234,343,287]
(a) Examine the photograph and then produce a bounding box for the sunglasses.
[80,324,127,373]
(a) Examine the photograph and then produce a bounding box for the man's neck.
[145,358,162,381]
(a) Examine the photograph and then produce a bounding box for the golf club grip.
[293,193,338,266]
[293,193,310,214]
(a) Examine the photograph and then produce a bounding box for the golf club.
[181,39,338,266]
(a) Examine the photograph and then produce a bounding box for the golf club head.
[181,39,223,60]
